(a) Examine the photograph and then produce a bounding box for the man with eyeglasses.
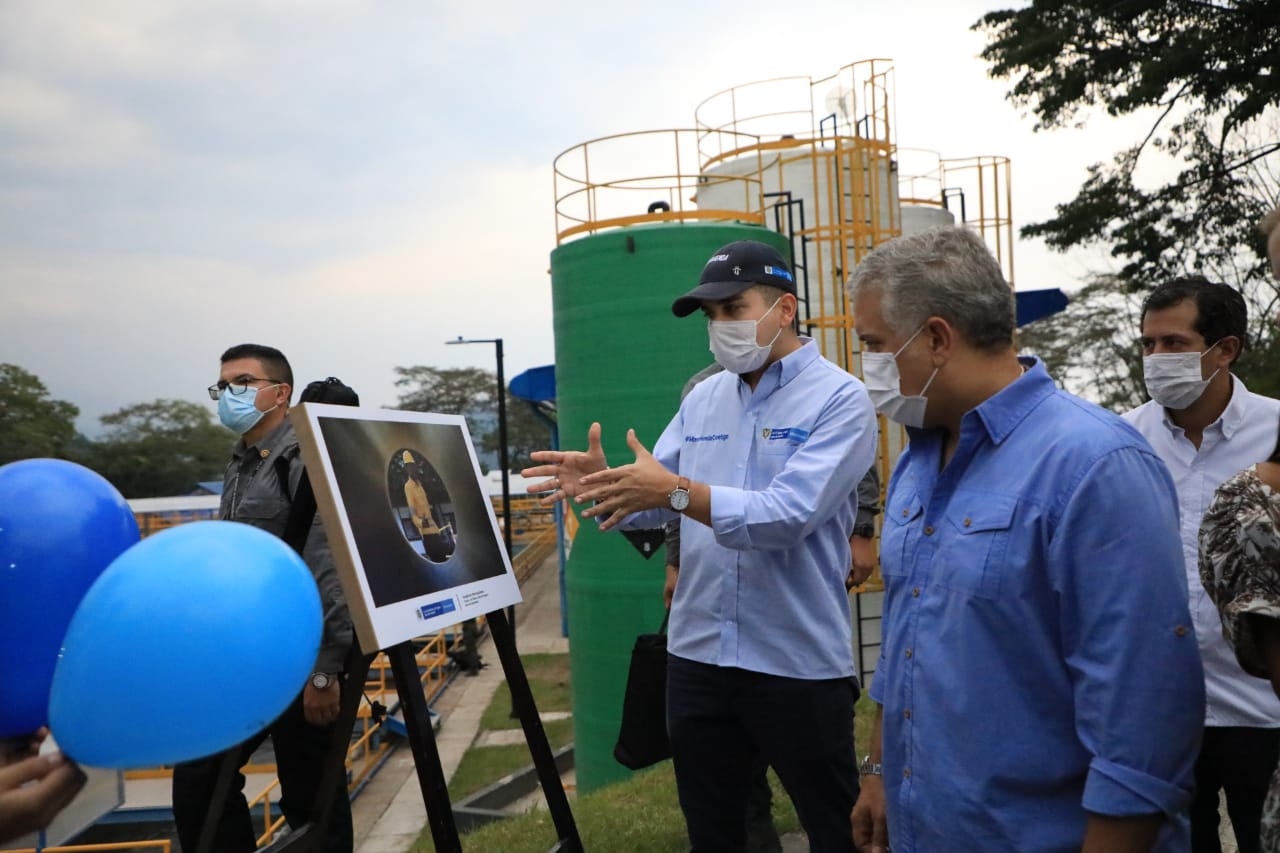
[172,343,354,853]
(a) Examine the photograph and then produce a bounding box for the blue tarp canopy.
[1016,288,1069,328]
[510,365,556,403]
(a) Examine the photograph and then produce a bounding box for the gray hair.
[847,225,1015,351]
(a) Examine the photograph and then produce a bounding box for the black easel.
[194,472,582,853]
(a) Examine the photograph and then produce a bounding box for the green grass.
[447,717,575,801]
[478,653,573,731]
[410,691,879,852]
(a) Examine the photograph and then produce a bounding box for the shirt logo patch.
[763,427,809,443]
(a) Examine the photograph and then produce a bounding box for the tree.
[482,393,554,472]
[393,365,497,435]
[1017,277,1148,411]
[976,0,1280,407]
[393,366,552,471]
[0,364,79,464]
[84,399,231,498]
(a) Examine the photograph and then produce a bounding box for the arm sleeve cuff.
[1082,757,1192,819]
[709,484,749,549]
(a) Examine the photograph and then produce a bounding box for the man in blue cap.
[526,240,877,852]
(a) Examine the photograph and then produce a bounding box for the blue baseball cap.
[671,240,796,317]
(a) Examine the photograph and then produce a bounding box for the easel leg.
[387,641,462,853]
[485,608,583,853]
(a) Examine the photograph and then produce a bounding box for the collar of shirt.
[231,418,295,462]
[1159,373,1248,440]
[735,337,820,405]
[903,356,1056,449]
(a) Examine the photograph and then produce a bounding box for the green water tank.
[549,222,792,792]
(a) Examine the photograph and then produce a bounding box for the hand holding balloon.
[0,728,86,844]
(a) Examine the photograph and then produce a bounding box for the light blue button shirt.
[870,358,1204,852]
[621,339,877,679]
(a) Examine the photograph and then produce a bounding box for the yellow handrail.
[9,842,171,853]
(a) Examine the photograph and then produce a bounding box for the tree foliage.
[977,0,1280,407]
[481,394,553,473]
[394,366,496,426]
[394,366,552,472]
[1017,277,1148,411]
[84,399,231,498]
[0,363,79,465]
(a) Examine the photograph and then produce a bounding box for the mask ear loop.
[758,298,786,350]
[893,324,927,359]
[1202,339,1225,384]
[917,365,940,397]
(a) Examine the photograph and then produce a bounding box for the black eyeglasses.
[207,376,281,401]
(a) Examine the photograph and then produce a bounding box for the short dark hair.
[220,343,294,398]
[1140,277,1248,362]
[748,283,790,305]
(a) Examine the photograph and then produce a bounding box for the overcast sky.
[0,0,1151,435]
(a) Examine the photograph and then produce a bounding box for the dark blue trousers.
[171,692,352,853]
[667,654,860,853]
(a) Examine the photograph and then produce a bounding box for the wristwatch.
[668,476,691,512]
[859,755,882,777]
[310,672,335,690]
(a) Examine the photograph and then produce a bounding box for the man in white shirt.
[1124,276,1280,853]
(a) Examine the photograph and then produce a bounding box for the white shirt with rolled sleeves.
[1125,374,1280,726]
[619,339,878,679]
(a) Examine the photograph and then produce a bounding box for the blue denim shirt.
[869,358,1204,852]
[622,339,878,679]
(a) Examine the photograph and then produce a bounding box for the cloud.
[0,0,1178,440]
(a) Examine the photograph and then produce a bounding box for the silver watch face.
[669,488,690,511]
[311,673,332,690]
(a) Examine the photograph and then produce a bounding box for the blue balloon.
[48,520,322,769]
[0,458,140,738]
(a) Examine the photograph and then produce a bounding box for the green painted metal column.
[549,222,791,791]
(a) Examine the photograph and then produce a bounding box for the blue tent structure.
[1016,287,1069,328]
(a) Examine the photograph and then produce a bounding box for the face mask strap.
[894,324,928,359]
[917,366,940,398]
[756,297,783,326]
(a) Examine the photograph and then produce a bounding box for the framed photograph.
[291,405,522,652]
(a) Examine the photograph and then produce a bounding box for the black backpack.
[278,377,359,550]
[298,376,360,407]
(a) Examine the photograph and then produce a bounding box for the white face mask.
[861,325,939,428]
[708,297,783,374]
[1142,341,1221,410]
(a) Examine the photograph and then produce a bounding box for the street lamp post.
[445,336,518,710]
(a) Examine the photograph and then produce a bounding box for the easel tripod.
[192,471,582,853]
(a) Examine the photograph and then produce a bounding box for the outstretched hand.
[577,429,678,531]
[522,422,608,507]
